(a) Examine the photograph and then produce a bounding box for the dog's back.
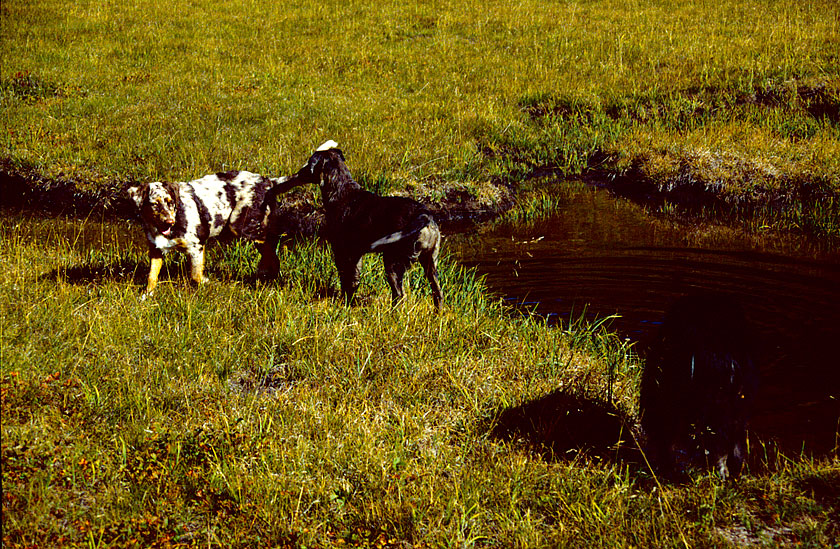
[327,190,438,257]
[191,170,278,242]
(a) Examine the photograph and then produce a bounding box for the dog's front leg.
[189,246,208,285]
[145,248,164,294]
[335,254,362,305]
[256,238,281,280]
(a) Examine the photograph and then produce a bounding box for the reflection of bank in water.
[452,186,840,456]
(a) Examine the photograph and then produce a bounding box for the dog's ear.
[316,139,339,151]
[306,153,324,175]
[126,183,149,207]
[163,181,180,206]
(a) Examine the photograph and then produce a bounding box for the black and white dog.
[127,170,294,294]
[286,141,442,309]
[639,293,759,480]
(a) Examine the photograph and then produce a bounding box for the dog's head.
[127,181,180,236]
[287,141,354,193]
[300,141,346,185]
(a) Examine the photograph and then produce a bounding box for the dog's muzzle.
[159,221,175,237]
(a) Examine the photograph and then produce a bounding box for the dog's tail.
[370,213,439,252]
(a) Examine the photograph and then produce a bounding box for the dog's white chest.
[152,233,177,252]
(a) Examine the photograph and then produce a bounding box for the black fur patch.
[172,190,189,239]
[216,170,240,182]
[187,185,212,243]
[223,181,238,212]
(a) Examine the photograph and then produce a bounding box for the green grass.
[2,214,838,547]
[2,0,839,237]
[2,1,840,545]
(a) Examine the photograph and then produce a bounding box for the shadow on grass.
[39,260,292,290]
[312,284,344,301]
[794,471,840,511]
[40,259,148,286]
[37,257,356,310]
[491,389,644,468]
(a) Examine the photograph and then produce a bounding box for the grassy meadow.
[2,215,838,547]
[2,0,840,234]
[2,0,840,546]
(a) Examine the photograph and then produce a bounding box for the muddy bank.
[0,163,136,220]
[513,78,840,241]
[2,159,837,245]
[578,160,840,243]
[0,165,513,237]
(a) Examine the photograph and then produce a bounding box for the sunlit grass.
[490,187,569,230]
[2,0,838,227]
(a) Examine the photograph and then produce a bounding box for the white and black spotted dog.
[285,141,443,309]
[127,170,294,294]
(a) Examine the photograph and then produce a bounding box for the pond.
[451,185,840,457]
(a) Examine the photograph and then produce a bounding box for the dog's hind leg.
[383,254,409,306]
[419,248,442,310]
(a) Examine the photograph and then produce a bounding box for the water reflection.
[452,187,840,456]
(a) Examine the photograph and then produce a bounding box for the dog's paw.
[255,267,281,281]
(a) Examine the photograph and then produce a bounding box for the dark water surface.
[451,188,840,456]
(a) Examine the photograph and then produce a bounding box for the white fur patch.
[317,140,339,151]
[417,225,440,250]
[127,185,145,207]
[370,224,440,253]
[153,233,176,251]
[148,182,171,203]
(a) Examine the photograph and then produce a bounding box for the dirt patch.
[228,364,300,396]
[714,523,795,547]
